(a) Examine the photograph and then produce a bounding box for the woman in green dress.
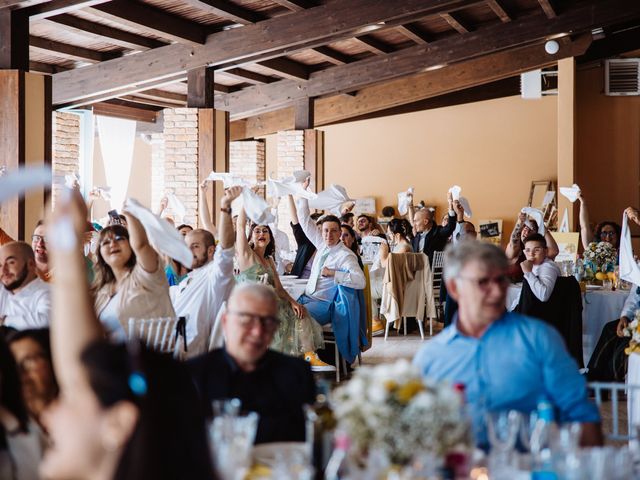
[235,207,328,367]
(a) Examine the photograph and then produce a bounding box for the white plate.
[252,442,307,466]
[586,284,603,290]
[281,275,298,280]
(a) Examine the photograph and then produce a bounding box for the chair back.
[128,316,185,357]
[431,251,445,315]
[361,236,386,263]
[589,381,640,442]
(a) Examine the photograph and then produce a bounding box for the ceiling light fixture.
[544,40,559,55]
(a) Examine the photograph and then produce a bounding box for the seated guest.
[340,224,364,270]
[41,189,214,480]
[0,221,51,280]
[170,186,240,356]
[379,218,413,262]
[408,190,457,265]
[356,214,383,239]
[520,233,560,303]
[6,328,58,431]
[287,194,321,279]
[0,242,50,329]
[413,241,602,448]
[340,212,355,229]
[92,210,175,341]
[188,283,316,444]
[578,192,621,250]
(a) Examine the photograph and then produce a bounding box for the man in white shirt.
[0,242,51,329]
[520,233,560,303]
[170,187,240,357]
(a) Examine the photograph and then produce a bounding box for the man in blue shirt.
[413,240,602,447]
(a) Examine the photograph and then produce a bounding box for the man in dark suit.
[188,283,316,444]
[410,191,457,265]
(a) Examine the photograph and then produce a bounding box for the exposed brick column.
[230,140,266,196]
[51,111,80,209]
[150,132,165,213]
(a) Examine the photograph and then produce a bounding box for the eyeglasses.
[600,231,616,238]
[458,274,509,290]
[227,310,280,333]
[524,246,546,254]
[100,235,127,247]
[16,352,47,373]
[31,235,46,244]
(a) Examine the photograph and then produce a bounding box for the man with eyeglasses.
[188,283,315,444]
[0,242,51,330]
[413,240,602,448]
[0,220,51,281]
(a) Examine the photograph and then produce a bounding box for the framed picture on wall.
[550,232,580,263]
[478,219,503,246]
[354,197,376,216]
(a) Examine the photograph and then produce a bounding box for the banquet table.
[627,353,640,433]
[280,277,308,301]
[507,283,630,366]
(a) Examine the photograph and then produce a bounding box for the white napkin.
[459,196,473,218]
[620,214,640,286]
[64,173,80,189]
[308,184,354,216]
[0,166,52,204]
[448,185,462,201]
[123,198,193,268]
[242,188,275,225]
[559,208,569,233]
[93,186,112,201]
[166,193,186,223]
[397,187,414,216]
[559,184,581,203]
[267,170,316,200]
[206,170,253,188]
[521,207,545,235]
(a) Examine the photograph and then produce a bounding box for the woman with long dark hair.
[92,212,175,340]
[379,218,413,262]
[578,192,622,250]
[340,224,364,270]
[40,189,214,480]
[234,207,326,368]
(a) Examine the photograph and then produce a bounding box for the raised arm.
[578,193,594,249]
[156,195,168,217]
[198,181,217,237]
[544,230,559,260]
[288,194,299,225]
[122,209,159,273]
[438,193,457,238]
[49,189,104,394]
[218,186,241,250]
[506,212,525,261]
[295,196,323,250]
[235,206,253,268]
[625,207,640,227]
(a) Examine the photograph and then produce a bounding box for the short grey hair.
[228,282,278,310]
[443,240,509,282]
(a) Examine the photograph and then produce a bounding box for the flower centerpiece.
[582,241,618,280]
[623,310,640,355]
[332,360,471,468]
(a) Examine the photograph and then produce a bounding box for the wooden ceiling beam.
[29,60,70,74]
[121,94,185,109]
[538,0,557,19]
[22,0,111,21]
[354,35,395,55]
[87,0,207,46]
[92,100,159,123]
[134,88,187,104]
[270,0,317,11]
[395,24,432,45]
[311,46,354,65]
[257,57,310,81]
[30,35,119,62]
[219,0,635,117]
[223,68,277,84]
[440,12,470,34]
[53,0,484,106]
[181,0,264,25]
[48,14,167,50]
[485,0,510,22]
[229,35,592,138]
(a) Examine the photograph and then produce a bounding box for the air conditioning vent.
[605,59,640,96]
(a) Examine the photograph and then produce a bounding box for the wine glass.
[485,410,521,478]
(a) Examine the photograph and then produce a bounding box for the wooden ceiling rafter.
[21,0,111,21]
[311,45,354,65]
[395,23,432,45]
[180,0,263,25]
[223,67,277,84]
[30,34,120,62]
[269,0,317,11]
[91,99,159,123]
[440,12,471,34]
[485,0,510,23]
[538,0,557,19]
[353,35,396,55]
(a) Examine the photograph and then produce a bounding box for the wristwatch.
[220,206,232,214]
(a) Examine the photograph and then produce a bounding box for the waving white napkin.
[166,193,186,223]
[521,207,545,235]
[308,184,354,215]
[559,184,581,203]
[206,170,253,188]
[242,188,275,225]
[267,170,316,200]
[448,185,462,200]
[0,166,52,204]
[397,187,414,216]
[64,173,80,189]
[123,198,193,268]
[92,186,112,201]
[459,197,473,218]
[620,214,640,286]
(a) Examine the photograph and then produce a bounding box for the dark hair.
[35,219,44,228]
[248,224,275,259]
[381,206,395,217]
[319,215,341,229]
[357,214,372,222]
[523,233,547,247]
[594,221,622,248]
[82,341,215,480]
[189,228,216,249]
[176,224,193,232]
[92,225,136,294]
[340,224,359,255]
[310,212,323,222]
[0,332,29,433]
[387,218,411,243]
[340,213,354,223]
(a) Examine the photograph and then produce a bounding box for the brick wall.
[230,140,266,196]
[276,130,306,243]
[150,132,165,214]
[51,111,80,208]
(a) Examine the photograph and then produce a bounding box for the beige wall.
[92,135,152,220]
[318,95,558,241]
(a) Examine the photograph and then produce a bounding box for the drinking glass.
[209,411,259,480]
[485,410,521,478]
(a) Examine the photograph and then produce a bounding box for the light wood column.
[558,58,576,230]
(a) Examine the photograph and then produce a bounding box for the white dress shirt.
[170,246,235,356]
[0,278,51,330]
[296,198,366,302]
[621,284,640,319]
[523,258,561,303]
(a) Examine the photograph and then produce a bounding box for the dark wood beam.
[88,0,207,46]
[92,100,159,123]
[440,12,470,34]
[187,67,215,108]
[311,46,354,65]
[538,0,557,19]
[121,94,185,109]
[220,0,628,117]
[0,9,28,70]
[53,0,484,106]
[181,0,264,25]
[29,60,70,74]
[48,14,167,50]
[395,23,432,45]
[354,35,395,55]
[578,25,640,64]
[486,0,510,22]
[30,35,119,63]
[294,97,314,130]
[257,58,310,81]
[22,0,111,21]
[134,88,186,104]
[223,68,277,85]
[270,0,317,11]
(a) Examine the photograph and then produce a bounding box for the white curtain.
[96,115,136,210]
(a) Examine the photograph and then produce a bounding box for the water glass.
[209,411,259,480]
[486,410,521,478]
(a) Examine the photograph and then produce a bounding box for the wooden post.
[198,109,230,223]
[294,97,314,130]
[557,58,576,230]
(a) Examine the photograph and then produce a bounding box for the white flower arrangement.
[622,310,640,355]
[332,360,470,465]
[583,241,617,274]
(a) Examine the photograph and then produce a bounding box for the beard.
[4,264,30,291]
[191,252,209,269]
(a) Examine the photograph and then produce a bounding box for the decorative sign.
[478,219,503,246]
[550,232,580,263]
[354,197,376,216]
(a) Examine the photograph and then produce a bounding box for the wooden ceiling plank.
[270,0,316,11]
[181,0,265,25]
[29,60,69,74]
[30,34,116,62]
[354,35,395,55]
[92,100,159,122]
[88,0,206,46]
[486,0,510,22]
[224,68,276,84]
[395,24,431,45]
[440,12,470,34]
[48,14,167,50]
[121,94,185,108]
[257,57,310,80]
[53,0,485,106]
[23,0,111,21]
[538,0,557,19]
[135,88,187,103]
[311,46,354,65]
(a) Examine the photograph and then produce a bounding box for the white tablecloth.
[281,280,308,301]
[627,354,640,433]
[507,284,630,365]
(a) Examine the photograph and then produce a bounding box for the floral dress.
[235,263,324,356]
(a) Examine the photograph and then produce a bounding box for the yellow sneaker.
[372,317,385,336]
[304,351,336,372]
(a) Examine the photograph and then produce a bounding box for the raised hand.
[222,186,243,208]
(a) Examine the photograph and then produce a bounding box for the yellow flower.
[384,380,398,392]
[396,380,424,404]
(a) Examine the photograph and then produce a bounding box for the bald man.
[0,241,51,329]
[409,191,457,265]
